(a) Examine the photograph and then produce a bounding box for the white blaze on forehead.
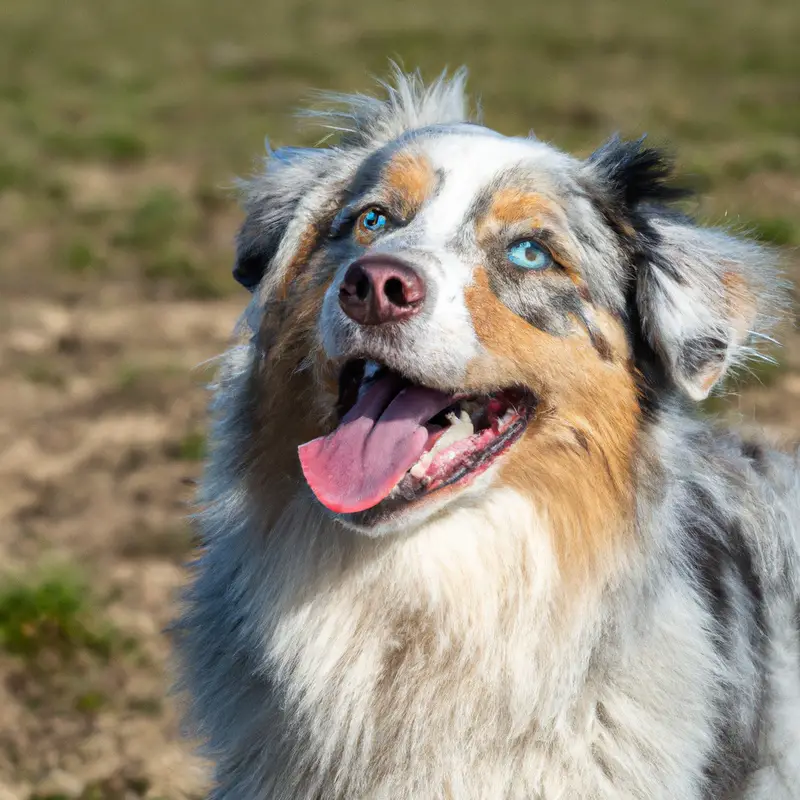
[402,133,565,336]
[417,133,565,247]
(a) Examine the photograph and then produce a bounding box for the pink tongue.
[298,374,453,514]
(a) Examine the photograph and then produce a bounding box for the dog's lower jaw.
[328,461,502,536]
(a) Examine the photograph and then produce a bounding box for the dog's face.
[232,74,776,543]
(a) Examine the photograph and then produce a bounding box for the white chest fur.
[182,489,722,799]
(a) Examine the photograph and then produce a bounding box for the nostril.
[355,272,371,301]
[383,277,407,307]
[339,265,371,301]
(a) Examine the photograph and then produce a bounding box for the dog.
[174,68,800,799]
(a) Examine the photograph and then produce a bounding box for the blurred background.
[0,0,798,797]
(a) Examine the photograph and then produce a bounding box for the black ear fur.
[232,213,278,291]
[587,135,691,213]
[232,145,329,292]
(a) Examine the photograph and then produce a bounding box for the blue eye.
[507,240,552,270]
[360,208,387,232]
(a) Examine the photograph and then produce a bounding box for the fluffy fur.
[174,68,800,799]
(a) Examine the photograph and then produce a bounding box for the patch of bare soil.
[0,293,244,800]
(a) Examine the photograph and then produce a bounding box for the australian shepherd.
[174,69,800,799]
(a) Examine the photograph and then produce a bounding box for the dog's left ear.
[234,145,332,291]
[587,137,784,401]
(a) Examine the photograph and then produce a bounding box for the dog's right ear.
[233,145,332,291]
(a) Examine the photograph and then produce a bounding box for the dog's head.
[228,69,782,544]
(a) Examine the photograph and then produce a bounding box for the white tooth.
[431,416,475,454]
[410,452,433,478]
[444,410,473,427]
[498,409,515,429]
[444,410,475,436]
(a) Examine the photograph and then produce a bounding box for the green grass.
[747,217,799,247]
[30,795,71,800]
[32,776,153,800]
[700,353,787,415]
[43,128,148,164]
[114,360,183,394]
[115,362,147,393]
[720,148,800,181]
[0,0,797,302]
[170,430,207,461]
[60,239,104,273]
[115,188,186,251]
[22,358,66,387]
[119,524,198,561]
[127,695,164,715]
[142,251,225,299]
[0,159,35,191]
[0,567,116,660]
[75,690,108,714]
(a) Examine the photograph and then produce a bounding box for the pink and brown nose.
[338,256,426,326]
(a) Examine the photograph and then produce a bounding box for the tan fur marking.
[464,267,640,587]
[696,368,722,396]
[249,256,338,501]
[278,223,322,301]
[350,152,435,246]
[722,270,757,340]
[382,150,436,218]
[486,188,560,230]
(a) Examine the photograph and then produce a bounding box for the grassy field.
[1,0,798,797]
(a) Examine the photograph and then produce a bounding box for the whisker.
[747,330,781,346]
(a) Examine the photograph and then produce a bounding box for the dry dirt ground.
[0,294,242,800]
[1,0,799,797]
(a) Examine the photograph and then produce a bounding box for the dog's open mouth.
[297,359,536,514]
